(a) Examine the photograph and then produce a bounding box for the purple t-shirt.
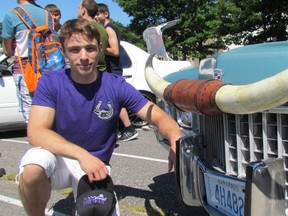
[33,69,148,163]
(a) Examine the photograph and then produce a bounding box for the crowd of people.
[1,1,183,215]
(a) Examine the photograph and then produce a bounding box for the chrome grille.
[200,114,225,169]
[201,110,288,202]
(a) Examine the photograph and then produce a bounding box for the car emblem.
[214,68,224,80]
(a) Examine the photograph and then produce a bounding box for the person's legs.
[18,148,121,215]
[17,147,70,215]
[18,164,51,215]
[13,74,32,123]
[118,108,138,142]
[119,108,131,128]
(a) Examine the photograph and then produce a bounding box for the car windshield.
[120,45,132,69]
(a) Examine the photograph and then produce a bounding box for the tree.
[176,0,225,59]
[112,20,146,50]
[114,0,288,60]
[217,0,288,45]
[115,0,226,59]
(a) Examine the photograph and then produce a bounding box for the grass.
[61,188,73,196]
[2,172,16,182]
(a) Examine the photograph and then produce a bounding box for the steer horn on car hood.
[145,54,288,115]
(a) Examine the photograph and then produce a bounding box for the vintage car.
[0,38,191,131]
[145,22,288,215]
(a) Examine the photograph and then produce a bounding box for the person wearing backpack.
[1,0,65,123]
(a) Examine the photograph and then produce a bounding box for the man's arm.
[27,105,109,182]
[105,26,119,57]
[2,38,14,56]
[136,101,183,171]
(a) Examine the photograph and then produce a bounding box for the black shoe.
[117,131,122,139]
[119,129,138,142]
[0,168,6,177]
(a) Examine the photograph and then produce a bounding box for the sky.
[0,0,131,26]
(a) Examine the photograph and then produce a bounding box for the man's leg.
[18,164,51,216]
[13,74,32,123]
[119,108,131,127]
[17,147,61,216]
[118,108,138,142]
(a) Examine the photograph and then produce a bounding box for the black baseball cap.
[76,175,116,216]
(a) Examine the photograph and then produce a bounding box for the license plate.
[204,173,245,216]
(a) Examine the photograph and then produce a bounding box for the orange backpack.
[13,6,65,93]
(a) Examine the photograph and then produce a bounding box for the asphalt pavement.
[0,129,208,216]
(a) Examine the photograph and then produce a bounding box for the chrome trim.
[245,158,285,216]
[176,136,202,206]
[195,156,246,216]
[177,135,287,216]
[195,157,231,216]
[267,106,288,114]
[177,136,245,216]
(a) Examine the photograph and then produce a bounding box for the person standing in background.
[1,0,49,123]
[95,3,138,142]
[95,3,122,75]
[77,0,108,72]
[44,4,62,32]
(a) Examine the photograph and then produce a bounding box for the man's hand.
[135,101,182,172]
[78,153,109,183]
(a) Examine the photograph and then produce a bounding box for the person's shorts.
[17,147,120,215]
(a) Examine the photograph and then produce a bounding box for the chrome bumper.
[176,135,286,216]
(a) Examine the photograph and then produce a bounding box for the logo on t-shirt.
[93,101,114,119]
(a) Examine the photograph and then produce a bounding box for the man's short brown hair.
[59,18,101,51]
[97,3,110,19]
[81,0,99,18]
[45,4,61,16]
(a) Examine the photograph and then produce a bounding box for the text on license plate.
[204,173,245,216]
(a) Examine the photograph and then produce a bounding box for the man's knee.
[19,147,57,180]
[20,164,48,186]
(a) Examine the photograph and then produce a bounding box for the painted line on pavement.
[0,195,66,216]
[0,139,29,144]
[113,152,168,163]
[0,139,168,163]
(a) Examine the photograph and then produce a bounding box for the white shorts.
[18,147,120,215]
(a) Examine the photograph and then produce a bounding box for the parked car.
[145,25,288,216]
[0,55,26,132]
[0,32,191,131]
